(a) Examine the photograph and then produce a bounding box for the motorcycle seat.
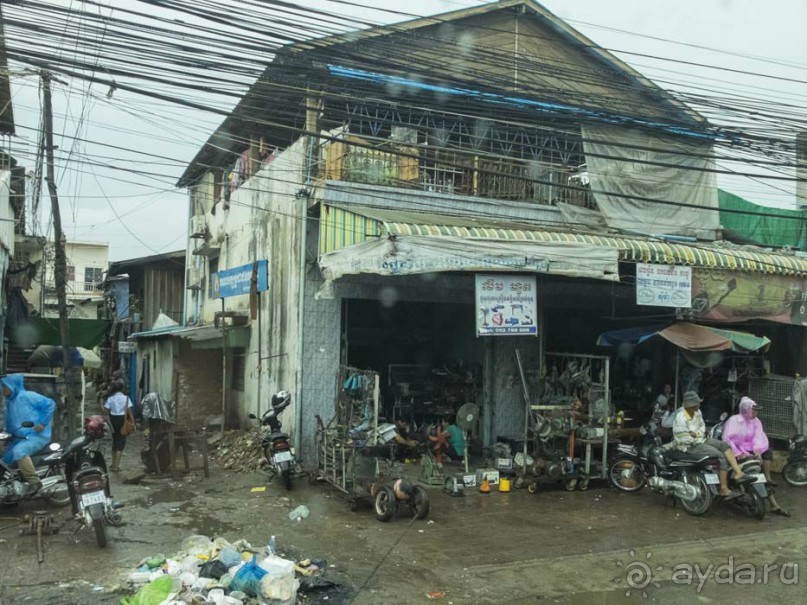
[29,443,63,465]
[664,450,712,464]
[269,432,289,442]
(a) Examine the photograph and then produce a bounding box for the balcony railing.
[320,138,594,209]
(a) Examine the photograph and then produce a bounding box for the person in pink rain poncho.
[723,397,790,517]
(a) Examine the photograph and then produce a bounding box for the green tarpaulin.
[11,318,110,349]
[719,189,807,250]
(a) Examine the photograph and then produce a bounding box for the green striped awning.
[319,205,807,276]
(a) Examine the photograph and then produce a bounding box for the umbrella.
[597,322,770,354]
[27,345,102,369]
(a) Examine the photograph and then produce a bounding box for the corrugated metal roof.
[130,324,250,349]
[319,204,807,276]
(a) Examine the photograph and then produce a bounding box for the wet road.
[0,444,805,604]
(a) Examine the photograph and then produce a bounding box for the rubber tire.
[782,462,807,487]
[678,472,713,517]
[374,486,397,522]
[409,485,430,520]
[745,487,766,520]
[89,503,107,548]
[281,468,293,491]
[578,476,590,491]
[564,479,578,491]
[43,482,71,507]
[527,482,538,494]
[608,458,646,493]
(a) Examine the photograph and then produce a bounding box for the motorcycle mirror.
[21,421,34,428]
[248,413,257,420]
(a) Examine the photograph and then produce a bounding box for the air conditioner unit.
[190,215,207,238]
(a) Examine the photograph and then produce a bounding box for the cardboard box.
[476,468,500,485]
[497,458,513,470]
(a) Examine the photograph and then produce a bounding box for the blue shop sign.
[210,260,269,299]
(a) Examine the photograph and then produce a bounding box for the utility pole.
[42,71,74,438]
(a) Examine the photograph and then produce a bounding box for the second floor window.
[66,265,75,282]
[84,267,104,291]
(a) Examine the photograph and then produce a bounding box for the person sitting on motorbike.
[1,374,56,494]
[672,390,751,498]
[722,397,790,517]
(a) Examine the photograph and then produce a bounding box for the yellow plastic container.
[499,477,511,492]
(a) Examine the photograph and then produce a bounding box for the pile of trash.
[208,431,265,473]
[122,534,330,604]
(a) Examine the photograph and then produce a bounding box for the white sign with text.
[636,263,692,308]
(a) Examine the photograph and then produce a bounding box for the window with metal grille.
[231,348,246,392]
[84,267,103,291]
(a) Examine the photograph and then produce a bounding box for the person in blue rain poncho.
[1,374,56,492]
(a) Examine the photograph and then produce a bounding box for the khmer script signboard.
[636,263,692,308]
[475,274,538,336]
[210,260,269,299]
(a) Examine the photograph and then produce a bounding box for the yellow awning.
[319,205,807,276]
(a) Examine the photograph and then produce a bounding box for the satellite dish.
[456,403,479,430]
[455,403,479,473]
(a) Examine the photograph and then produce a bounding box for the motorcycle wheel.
[564,478,578,491]
[281,468,293,491]
[782,462,807,487]
[678,472,713,517]
[744,486,766,520]
[578,476,590,491]
[43,482,71,507]
[89,503,107,548]
[409,485,430,520]
[608,458,646,493]
[374,486,397,522]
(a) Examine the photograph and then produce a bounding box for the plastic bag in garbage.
[199,559,229,580]
[288,505,310,522]
[219,547,242,568]
[181,535,212,557]
[259,556,296,601]
[119,575,173,605]
[229,555,267,597]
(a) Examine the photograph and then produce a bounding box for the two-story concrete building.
[168,0,807,457]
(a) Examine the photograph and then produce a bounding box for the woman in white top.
[103,380,133,471]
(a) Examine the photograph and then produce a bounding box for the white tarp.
[318,235,620,284]
[582,124,719,236]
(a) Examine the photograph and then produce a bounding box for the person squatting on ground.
[1,374,56,494]
[722,396,790,517]
[672,390,752,498]
[103,379,133,472]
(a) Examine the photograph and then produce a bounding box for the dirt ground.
[0,431,805,605]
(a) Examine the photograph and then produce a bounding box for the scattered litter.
[428,591,447,599]
[250,486,267,493]
[288,505,310,522]
[169,507,180,513]
[418,530,424,534]
[427,520,435,525]
[120,533,337,604]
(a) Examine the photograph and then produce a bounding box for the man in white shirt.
[672,391,750,497]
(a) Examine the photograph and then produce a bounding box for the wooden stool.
[167,428,210,481]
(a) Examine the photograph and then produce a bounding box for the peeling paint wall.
[185,138,307,433]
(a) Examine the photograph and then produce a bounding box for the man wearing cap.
[723,397,790,517]
[672,390,750,497]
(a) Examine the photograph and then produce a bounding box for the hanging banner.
[211,260,269,299]
[636,263,692,308]
[475,274,538,336]
[691,268,807,325]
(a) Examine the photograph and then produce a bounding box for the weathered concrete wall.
[136,338,175,402]
[185,138,307,433]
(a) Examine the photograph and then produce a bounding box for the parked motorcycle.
[782,434,807,486]
[61,416,123,547]
[0,422,70,507]
[249,390,298,490]
[608,421,661,492]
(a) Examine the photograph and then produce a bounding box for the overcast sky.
[8,0,807,261]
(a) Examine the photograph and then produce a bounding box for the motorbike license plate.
[81,491,106,507]
[752,473,767,484]
[704,473,720,485]
[273,451,293,464]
